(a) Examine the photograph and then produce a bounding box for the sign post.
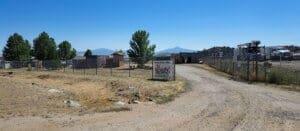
[153,60,175,80]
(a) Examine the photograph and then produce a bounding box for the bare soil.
[0,65,299,131]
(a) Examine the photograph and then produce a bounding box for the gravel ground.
[0,65,299,131]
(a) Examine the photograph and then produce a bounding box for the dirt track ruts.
[0,65,299,131]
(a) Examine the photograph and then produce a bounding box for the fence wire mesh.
[0,57,156,80]
[202,56,300,85]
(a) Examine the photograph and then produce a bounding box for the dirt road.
[1,65,299,131]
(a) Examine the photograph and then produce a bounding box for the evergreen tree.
[58,41,72,60]
[84,49,92,57]
[2,33,31,61]
[33,32,59,60]
[18,40,32,61]
[70,48,77,59]
[127,30,156,68]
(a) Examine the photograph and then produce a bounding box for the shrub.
[268,71,278,84]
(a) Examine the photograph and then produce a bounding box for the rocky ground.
[0,69,184,118]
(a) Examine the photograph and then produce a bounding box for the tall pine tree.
[70,48,77,59]
[84,49,92,57]
[58,41,76,60]
[2,33,31,61]
[33,32,59,60]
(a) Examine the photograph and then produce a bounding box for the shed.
[110,51,125,67]
[86,55,109,68]
[72,56,86,69]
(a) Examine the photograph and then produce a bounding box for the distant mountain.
[156,47,196,56]
[78,48,115,56]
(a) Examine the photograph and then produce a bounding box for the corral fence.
[202,57,300,85]
[0,57,176,80]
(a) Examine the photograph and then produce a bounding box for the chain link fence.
[202,56,300,85]
[0,57,161,80]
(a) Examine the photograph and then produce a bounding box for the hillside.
[156,47,195,56]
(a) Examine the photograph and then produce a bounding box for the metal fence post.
[280,53,282,67]
[84,59,86,78]
[247,55,250,81]
[296,70,299,85]
[264,46,267,82]
[96,62,98,75]
[232,61,235,79]
[36,60,39,71]
[174,61,176,81]
[72,62,74,73]
[64,60,66,72]
[129,58,131,77]
[2,60,4,72]
[255,53,258,81]
[110,61,112,76]
[151,59,154,79]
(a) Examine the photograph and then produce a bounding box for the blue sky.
[0,0,299,51]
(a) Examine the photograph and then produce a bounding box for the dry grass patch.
[0,69,185,118]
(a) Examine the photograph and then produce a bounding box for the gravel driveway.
[1,65,299,131]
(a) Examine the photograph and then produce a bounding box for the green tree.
[58,41,72,60]
[127,30,156,68]
[33,32,59,60]
[70,48,77,59]
[84,49,92,57]
[18,40,32,61]
[2,33,31,61]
